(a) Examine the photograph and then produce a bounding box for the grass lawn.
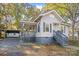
[69,40,79,47]
[68,39,79,55]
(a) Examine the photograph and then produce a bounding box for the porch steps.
[53,31,68,47]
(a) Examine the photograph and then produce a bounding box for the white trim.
[36,32,53,37]
[33,10,64,22]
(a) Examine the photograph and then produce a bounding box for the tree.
[0,3,27,29]
[24,3,41,20]
[43,3,79,40]
[0,3,40,30]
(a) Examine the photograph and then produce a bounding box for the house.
[32,10,69,44]
[0,10,68,45]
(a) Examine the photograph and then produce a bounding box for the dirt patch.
[17,44,78,56]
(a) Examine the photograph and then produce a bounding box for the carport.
[5,30,21,38]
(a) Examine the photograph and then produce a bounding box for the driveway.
[0,38,25,56]
[0,38,21,47]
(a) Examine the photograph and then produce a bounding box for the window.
[53,23,59,31]
[50,24,52,32]
[43,22,50,32]
[43,22,45,32]
[37,23,40,32]
[46,24,49,32]
[53,23,58,26]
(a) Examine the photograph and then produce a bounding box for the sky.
[31,3,45,9]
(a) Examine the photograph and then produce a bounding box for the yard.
[69,40,79,47]
[16,44,79,56]
[0,38,79,56]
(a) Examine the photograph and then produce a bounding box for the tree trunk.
[72,21,75,40]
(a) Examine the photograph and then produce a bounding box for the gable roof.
[33,10,64,22]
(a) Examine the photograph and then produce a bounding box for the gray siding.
[36,37,54,44]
